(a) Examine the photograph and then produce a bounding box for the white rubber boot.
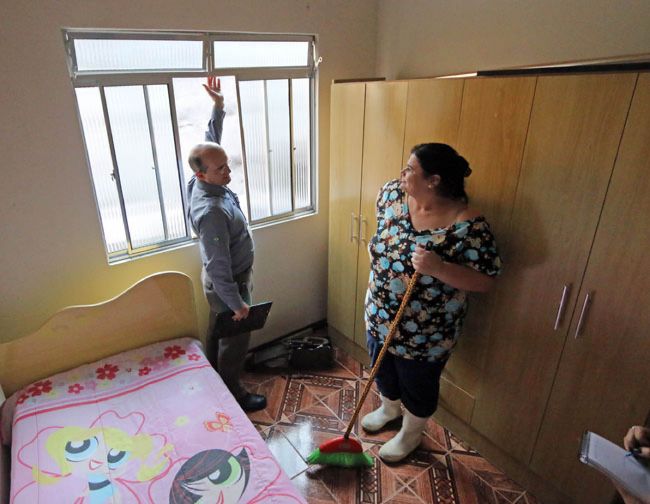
[378,408,429,462]
[361,396,402,432]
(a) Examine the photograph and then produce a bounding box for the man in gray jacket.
[186,77,266,412]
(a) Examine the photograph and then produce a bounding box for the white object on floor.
[361,395,402,432]
[379,408,430,462]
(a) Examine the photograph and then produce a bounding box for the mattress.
[1,337,305,504]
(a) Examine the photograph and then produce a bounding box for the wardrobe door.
[531,73,650,504]
[327,83,365,340]
[441,76,537,422]
[401,78,464,165]
[353,81,408,347]
[471,73,637,463]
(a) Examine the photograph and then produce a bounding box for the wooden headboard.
[0,271,199,396]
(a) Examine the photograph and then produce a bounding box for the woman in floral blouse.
[362,143,502,462]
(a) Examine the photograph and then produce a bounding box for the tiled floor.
[242,341,540,503]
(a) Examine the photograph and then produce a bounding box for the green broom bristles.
[306,448,374,468]
[307,275,422,470]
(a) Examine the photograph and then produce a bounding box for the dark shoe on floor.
[238,393,267,412]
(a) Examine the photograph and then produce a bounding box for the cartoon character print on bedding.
[14,411,303,504]
[168,448,251,504]
[13,410,173,503]
[147,441,305,504]
[10,337,308,504]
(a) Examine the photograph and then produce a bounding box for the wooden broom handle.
[344,272,421,439]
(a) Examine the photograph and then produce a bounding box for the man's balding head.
[188,142,225,174]
[189,142,231,186]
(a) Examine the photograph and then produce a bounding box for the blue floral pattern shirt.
[365,180,502,362]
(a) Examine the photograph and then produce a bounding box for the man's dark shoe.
[238,393,267,412]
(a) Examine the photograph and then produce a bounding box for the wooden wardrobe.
[327,72,650,504]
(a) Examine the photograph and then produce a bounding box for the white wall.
[0,0,378,347]
[377,0,650,79]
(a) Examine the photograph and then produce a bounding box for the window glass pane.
[214,41,308,68]
[146,85,186,240]
[292,78,311,209]
[104,86,165,249]
[70,32,317,261]
[172,76,248,219]
[75,88,128,254]
[74,39,203,72]
[266,80,292,215]
[240,80,271,220]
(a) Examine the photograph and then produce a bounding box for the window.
[64,30,318,261]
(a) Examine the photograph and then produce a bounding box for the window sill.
[108,239,196,266]
[107,208,317,265]
[250,207,317,231]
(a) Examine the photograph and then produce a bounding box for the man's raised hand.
[203,76,224,109]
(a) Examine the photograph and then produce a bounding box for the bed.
[0,272,305,504]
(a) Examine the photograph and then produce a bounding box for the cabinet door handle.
[574,292,592,339]
[360,216,368,244]
[350,213,358,242]
[553,284,571,330]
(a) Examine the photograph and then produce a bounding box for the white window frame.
[63,29,318,262]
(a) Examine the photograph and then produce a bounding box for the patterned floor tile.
[286,409,349,434]
[496,488,526,503]
[425,419,453,452]
[405,459,458,503]
[447,429,479,455]
[391,447,449,476]
[418,429,450,454]
[265,425,309,479]
[291,374,358,402]
[274,421,347,461]
[302,449,411,504]
[248,340,541,504]
[315,377,360,422]
[315,459,403,504]
[450,452,526,496]
[449,457,501,504]
[253,422,273,440]
[495,492,516,503]
[308,464,370,503]
[291,470,339,503]
[369,444,449,492]
[277,375,342,423]
[245,374,288,425]
[515,491,540,503]
[378,464,419,502]
[383,485,426,503]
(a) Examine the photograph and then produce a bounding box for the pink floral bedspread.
[2,337,306,504]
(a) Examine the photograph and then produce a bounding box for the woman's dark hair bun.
[456,155,472,178]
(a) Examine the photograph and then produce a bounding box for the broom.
[306,271,421,468]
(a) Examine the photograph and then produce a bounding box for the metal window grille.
[63,29,318,262]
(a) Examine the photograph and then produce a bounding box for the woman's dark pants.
[367,333,447,418]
